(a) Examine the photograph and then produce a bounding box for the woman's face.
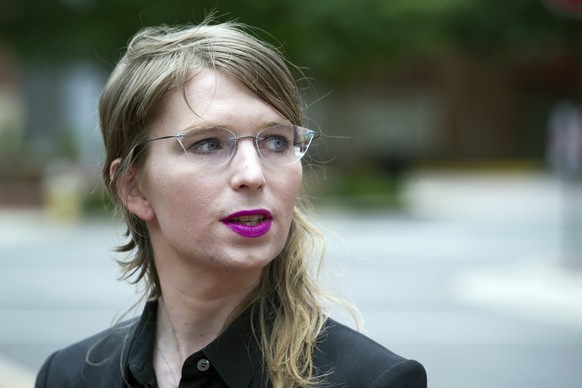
[132,70,302,277]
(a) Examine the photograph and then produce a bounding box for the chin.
[221,252,277,271]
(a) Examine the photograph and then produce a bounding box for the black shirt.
[36,300,427,387]
[126,301,265,387]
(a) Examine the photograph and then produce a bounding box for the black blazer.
[36,302,427,387]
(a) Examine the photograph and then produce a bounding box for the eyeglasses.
[137,124,319,167]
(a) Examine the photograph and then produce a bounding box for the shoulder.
[34,319,137,388]
[314,318,427,387]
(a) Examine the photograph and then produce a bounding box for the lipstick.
[221,209,273,238]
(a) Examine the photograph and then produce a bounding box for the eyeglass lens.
[177,124,317,166]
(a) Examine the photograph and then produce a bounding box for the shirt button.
[197,358,210,372]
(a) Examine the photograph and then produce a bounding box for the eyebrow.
[179,120,292,136]
[180,124,220,136]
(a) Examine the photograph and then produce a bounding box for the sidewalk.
[404,169,582,330]
[1,168,581,387]
[0,210,54,388]
[0,209,114,388]
[0,355,35,388]
[452,255,582,330]
[403,169,565,223]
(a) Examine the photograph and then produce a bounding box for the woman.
[35,20,427,387]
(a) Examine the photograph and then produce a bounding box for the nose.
[229,139,266,190]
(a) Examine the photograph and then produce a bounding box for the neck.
[153,273,260,388]
[155,266,261,360]
[153,281,253,388]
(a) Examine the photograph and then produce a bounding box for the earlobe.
[110,158,155,221]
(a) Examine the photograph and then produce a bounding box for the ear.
[110,158,156,222]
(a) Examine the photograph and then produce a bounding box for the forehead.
[152,69,286,136]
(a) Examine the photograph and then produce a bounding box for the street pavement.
[1,170,581,388]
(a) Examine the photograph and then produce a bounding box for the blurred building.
[1,1,581,207]
[0,54,104,208]
[317,52,582,168]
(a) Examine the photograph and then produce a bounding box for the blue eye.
[259,135,291,153]
[189,138,223,154]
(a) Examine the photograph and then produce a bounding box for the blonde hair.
[100,21,330,387]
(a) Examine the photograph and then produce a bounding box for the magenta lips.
[221,209,273,238]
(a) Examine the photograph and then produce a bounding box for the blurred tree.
[0,0,580,84]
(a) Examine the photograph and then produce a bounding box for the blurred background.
[1,0,581,387]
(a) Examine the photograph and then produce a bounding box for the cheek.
[276,166,303,208]
[291,168,303,198]
[142,161,220,218]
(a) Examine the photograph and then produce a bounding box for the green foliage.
[313,164,405,209]
[1,0,580,85]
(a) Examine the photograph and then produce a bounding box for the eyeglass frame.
[128,124,320,168]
